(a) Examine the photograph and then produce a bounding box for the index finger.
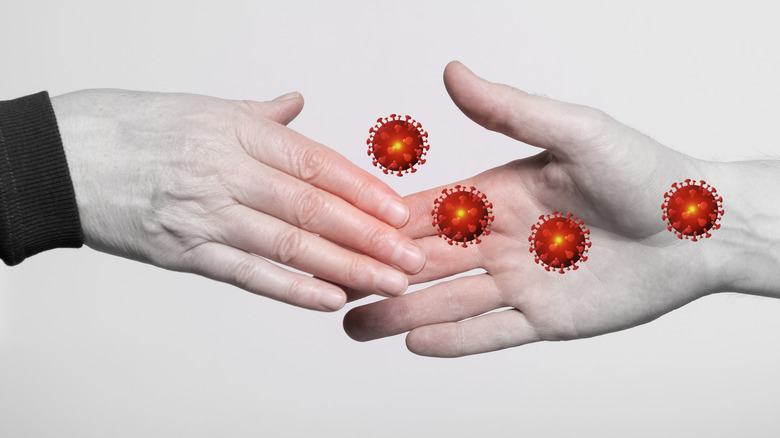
[239,119,411,229]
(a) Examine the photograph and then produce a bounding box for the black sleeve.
[0,91,83,266]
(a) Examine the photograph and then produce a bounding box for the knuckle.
[481,85,525,133]
[442,283,464,319]
[359,225,389,256]
[341,253,367,287]
[291,189,328,230]
[277,275,308,307]
[231,256,261,292]
[293,144,328,182]
[349,177,373,208]
[479,97,510,133]
[569,106,611,144]
[272,227,307,266]
[238,99,262,114]
[454,324,470,357]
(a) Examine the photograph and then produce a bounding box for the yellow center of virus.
[367,114,430,177]
[529,212,592,273]
[661,179,724,241]
[432,186,494,247]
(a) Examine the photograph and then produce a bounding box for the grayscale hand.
[344,61,780,356]
[52,90,426,311]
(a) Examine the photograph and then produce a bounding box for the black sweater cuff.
[0,91,83,266]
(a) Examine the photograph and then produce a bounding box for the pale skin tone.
[343,61,780,357]
[51,90,426,312]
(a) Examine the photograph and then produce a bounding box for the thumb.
[240,91,305,126]
[443,61,610,159]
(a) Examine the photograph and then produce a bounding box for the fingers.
[406,309,540,357]
[216,204,410,297]
[443,60,613,160]
[238,119,412,229]
[407,236,483,284]
[345,276,542,356]
[394,176,493,283]
[228,159,426,275]
[186,242,347,312]
[343,274,503,341]
[399,184,452,239]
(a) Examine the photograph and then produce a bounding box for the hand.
[51,89,426,311]
[343,61,731,355]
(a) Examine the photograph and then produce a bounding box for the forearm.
[703,159,780,297]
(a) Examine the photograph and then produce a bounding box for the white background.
[2,1,780,437]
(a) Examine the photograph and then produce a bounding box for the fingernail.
[392,241,426,274]
[319,289,346,311]
[273,91,301,101]
[379,198,410,228]
[376,267,408,296]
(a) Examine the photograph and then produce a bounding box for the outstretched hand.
[344,61,727,356]
[52,89,426,311]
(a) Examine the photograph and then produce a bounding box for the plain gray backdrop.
[2,1,780,437]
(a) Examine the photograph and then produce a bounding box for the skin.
[51,90,426,312]
[343,61,780,357]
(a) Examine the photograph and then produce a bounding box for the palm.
[343,61,715,356]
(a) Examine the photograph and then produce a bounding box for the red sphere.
[367,114,429,176]
[529,211,591,274]
[662,179,723,241]
[432,185,494,247]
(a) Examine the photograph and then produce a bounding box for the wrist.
[700,159,780,297]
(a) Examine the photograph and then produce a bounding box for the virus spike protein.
[431,185,494,247]
[528,211,592,274]
[367,114,429,177]
[661,179,724,241]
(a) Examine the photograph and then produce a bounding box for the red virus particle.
[529,211,591,274]
[662,179,723,241]
[367,114,429,176]
[431,185,494,247]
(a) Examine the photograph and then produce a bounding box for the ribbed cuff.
[0,91,83,266]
